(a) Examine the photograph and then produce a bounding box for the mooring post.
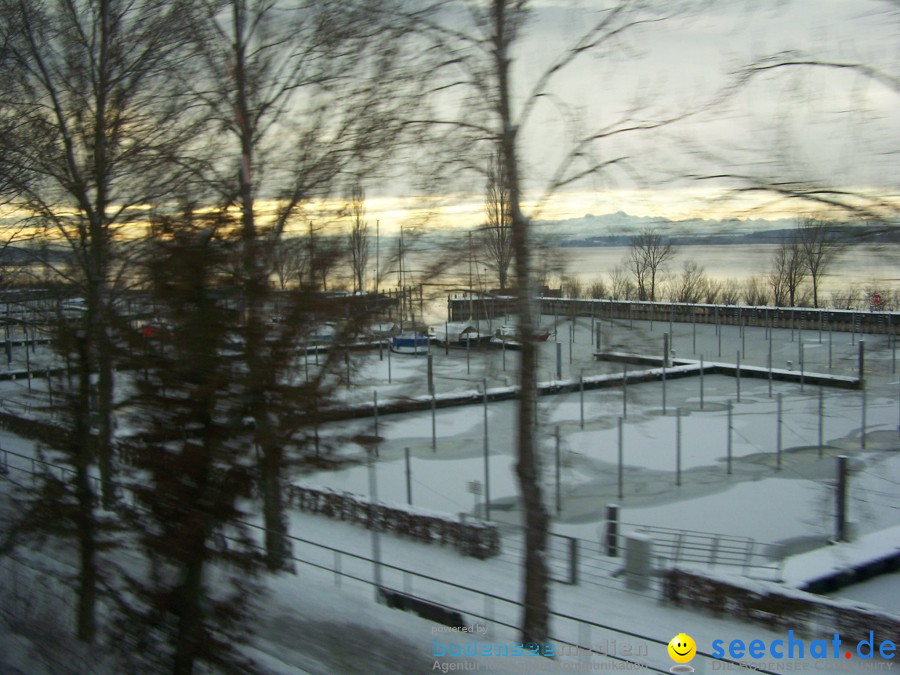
[776,392,783,470]
[663,332,669,368]
[579,371,584,429]
[726,399,733,475]
[700,356,705,409]
[662,333,668,415]
[741,314,745,355]
[858,339,865,385]
[836,455,848,542]
[617,417,624,499]
[692,307,697,354]
[373,390,379,439]
[676,407,682,487]
[405,447,412,505]
[800,341,805,393]
[555,425,561,515]
[861,385,867,450]
[818,388,824,457]
[431,391,437,452]
[829,322,833,369]
[483,379,490,520]
[718,313,722,357]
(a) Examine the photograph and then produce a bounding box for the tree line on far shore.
[550,219,892,311]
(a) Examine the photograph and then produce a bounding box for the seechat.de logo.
[711,630,895,662]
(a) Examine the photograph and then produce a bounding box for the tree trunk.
[513,325,550,649]
[493,0,550,649]
[75,462,97,643]
[97,335,115,508]
[231,2,289,571]
[261,442,290,571]
[172,549,206,675]
[75,335,96,643]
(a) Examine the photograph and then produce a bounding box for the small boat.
[433,320,485,346]
[390,332,430,354]
[366,322,399,339]
[489,324,552,349]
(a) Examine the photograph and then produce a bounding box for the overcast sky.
[375,0,899,230]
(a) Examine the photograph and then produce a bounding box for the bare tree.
[798,217,842,308]
[559,275,583,299]
[769,232,807,306]
[588,277,609,299]
[414,0,695,647]
[743,276,770,306]
[305,220,344,292]
[719,278,742,306]
[348,183,370,294]
[480,151,514,291]
[627,227,677,301]
[671,259,707,303]
[703,278,723,305]
[0,0,199,641]
[189,0,425,570]
[609,265,637,300]
[272,238,309,292]
[831,286,860,310]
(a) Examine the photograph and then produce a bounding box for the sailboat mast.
[407,230,416,330]
[398,227,404,330]
[468,230,473,319]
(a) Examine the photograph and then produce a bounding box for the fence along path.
[0,447,785,673]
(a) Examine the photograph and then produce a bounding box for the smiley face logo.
[667,633,696,664]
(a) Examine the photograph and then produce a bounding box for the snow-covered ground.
[0,316,898,673]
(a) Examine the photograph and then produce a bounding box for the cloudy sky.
[372,0,899,230]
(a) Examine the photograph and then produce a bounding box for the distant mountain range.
[534,211,900,246]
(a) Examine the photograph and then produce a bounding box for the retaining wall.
[448,297,899,335]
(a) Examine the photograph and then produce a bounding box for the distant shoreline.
[558,227,900,248]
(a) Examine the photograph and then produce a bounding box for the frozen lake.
[298,316,900,565]
[560,243,899,294]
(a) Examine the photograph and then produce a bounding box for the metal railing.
[615,521,784,581]
[0,449,786,673]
